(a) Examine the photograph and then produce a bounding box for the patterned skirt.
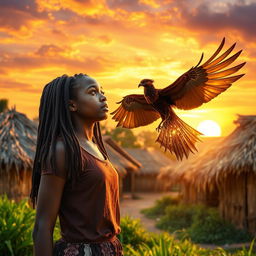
[53,235,124,256]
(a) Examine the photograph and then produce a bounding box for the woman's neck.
[71,115,95,142]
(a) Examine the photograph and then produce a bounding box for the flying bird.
[110,38,246,161]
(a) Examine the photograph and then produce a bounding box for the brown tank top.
[41,146,121,243]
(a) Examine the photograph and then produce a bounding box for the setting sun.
[197,120,222,137]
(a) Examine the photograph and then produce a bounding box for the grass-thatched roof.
[104,136,141,170]
[124,147,175,174]
[211,115,256,172]
[159,115,256,191]
[0,108,139,178]
[0,107,37,173]
[103,136,140,177]
[158,136,222,190]
[195,115,256,186]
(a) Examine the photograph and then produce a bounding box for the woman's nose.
[100,94,107,101]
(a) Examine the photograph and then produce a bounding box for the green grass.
[141,195,254,245]
[119,213,256,255]
[140,195,180,218]
[1,194,255,256]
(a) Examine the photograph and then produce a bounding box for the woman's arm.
[32,140,67,256]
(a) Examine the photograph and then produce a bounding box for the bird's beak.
[138,83,142,88]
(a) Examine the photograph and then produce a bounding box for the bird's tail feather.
[155,108,203,161]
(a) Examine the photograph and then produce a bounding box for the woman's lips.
[101,104,109,112]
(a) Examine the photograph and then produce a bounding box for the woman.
[30,73,123,256]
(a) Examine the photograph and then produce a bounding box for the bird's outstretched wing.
[159,38,246,110]
[110,94,161,128]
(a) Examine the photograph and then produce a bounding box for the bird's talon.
[156,122,164,132]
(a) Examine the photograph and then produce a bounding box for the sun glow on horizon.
[197,120,222,137]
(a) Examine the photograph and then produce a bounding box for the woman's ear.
[68,100,77,112]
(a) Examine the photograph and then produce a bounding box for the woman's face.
[69,75,108,122]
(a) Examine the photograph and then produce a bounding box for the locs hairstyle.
[30,73,109,209]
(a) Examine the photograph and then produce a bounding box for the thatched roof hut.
[123,147,175,192]
[192,115,256,185]
[194,115,256,234]
[159,115,256,234]
[103,136,141,198]
[0,109,141,201]
[158,136,223,206]
[0,107,37,201]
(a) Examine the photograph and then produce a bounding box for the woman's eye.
[89,89,104,96]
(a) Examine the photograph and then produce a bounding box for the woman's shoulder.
[41,137,67,180]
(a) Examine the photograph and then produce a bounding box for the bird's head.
[138,79,154,88]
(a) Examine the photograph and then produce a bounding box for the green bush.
[0,194,61,256]
[141,195,180,218]
[118,215,150,249]
[188,207,253,245]
[141,196,253,245]
[156,204,201,233]
[0,194,34,256]
[1,195,255,256]
[124,232,256,256]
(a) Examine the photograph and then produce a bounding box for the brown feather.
[207,62,245,79]
[207,50,242,73]
[201,37,225,66]
[203,42,236,69]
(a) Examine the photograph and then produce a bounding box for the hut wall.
[0,169,32,202]
[218,172,256,234]
[134,173,168,192]
[123,171,132,192]
[247,171,256,235]
[181,184,197,204]
[180,183,219,207]
[118,175,123,200]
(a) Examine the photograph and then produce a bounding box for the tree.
[99,120,112,136]
[110,127,141,148]
[137,130,159,148]
[138,130,177,160]
[0,99,8,112]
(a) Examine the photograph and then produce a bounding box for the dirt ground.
[119,191,253,250]
[120,191,177,234]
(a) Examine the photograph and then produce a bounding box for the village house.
[159,115,256,235]
[124,147,175,192]
[0,108,141,202]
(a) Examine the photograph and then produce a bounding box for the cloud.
[0,0,47,31]
[106,0,151,12]
[0,43,127,75]
[35,44,70,57]
[184,2,256,39]
[0,78,40,93]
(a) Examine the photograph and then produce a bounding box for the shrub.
[0,194,61,256]
[118,215,150,249]
[156,204,201,233]
[124,232,256,256]
[143,200,253,245]
[188,207,253,245]
[0,194,34,256]
[141,195,180,218]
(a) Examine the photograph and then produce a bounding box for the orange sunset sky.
[0,0,255,136]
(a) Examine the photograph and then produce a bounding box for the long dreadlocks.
[30,73,109,209]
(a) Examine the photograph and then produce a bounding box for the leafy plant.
[141,196,253,246]
[0,194,34,256]
[156,204,200,233]
[1,195,255,256]
[118,215,150,249]
[141,195,180,218]
[188,207,253,245]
